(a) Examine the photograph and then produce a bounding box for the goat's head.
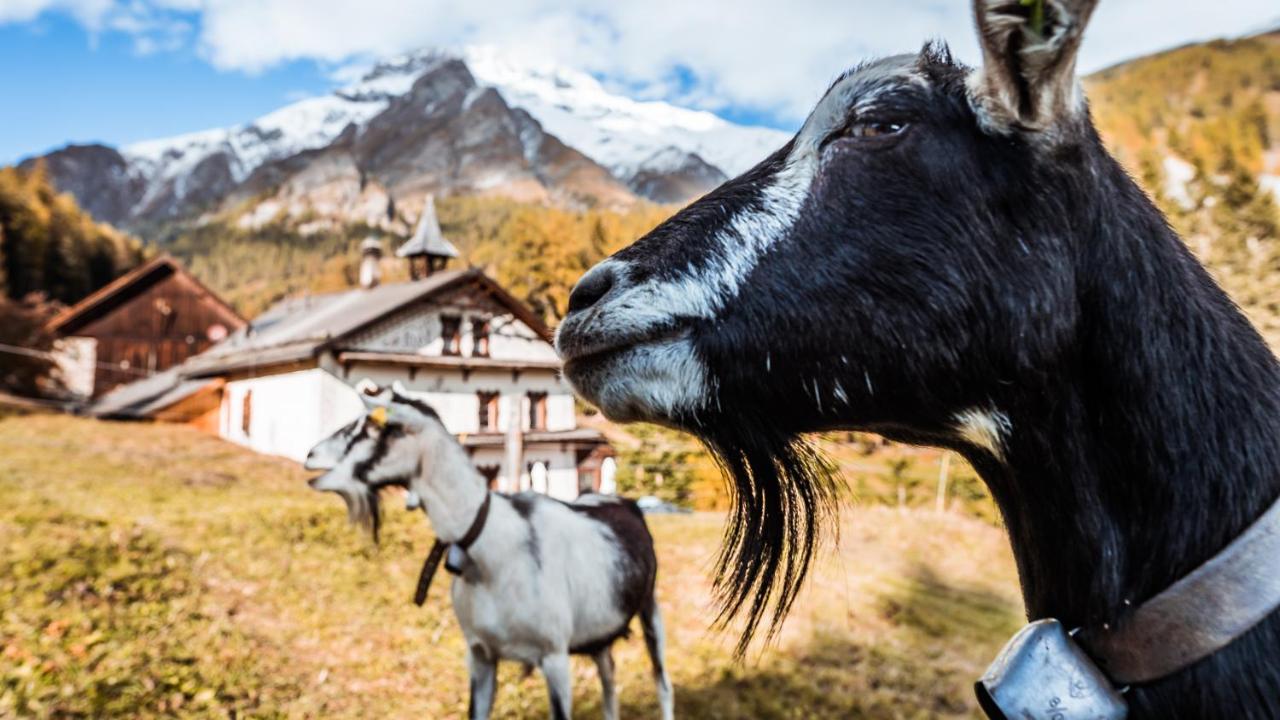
[557,0,1102,650]
[305,380,444,540]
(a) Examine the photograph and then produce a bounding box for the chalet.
[47,255,246,398]
[94,197,615,500]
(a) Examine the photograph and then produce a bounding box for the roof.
[90,367,218,419]
[336,351,560,372]
[397,195,459,259]
[46,255,245,335]
[181,268,553,378]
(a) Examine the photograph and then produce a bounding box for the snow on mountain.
[40,47,791,227]
[116,55,472,209]
[462,45,791,180]
[121,84,395,202]
[113,45,788,204]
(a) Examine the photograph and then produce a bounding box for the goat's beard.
[338,484,382,543]
[690,410,841,656]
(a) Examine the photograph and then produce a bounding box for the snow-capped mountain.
[461,46,788,179]
[26,47,792,231]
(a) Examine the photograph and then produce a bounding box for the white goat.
[304,382,675,720]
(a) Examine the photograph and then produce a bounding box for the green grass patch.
[0,414,1022,718]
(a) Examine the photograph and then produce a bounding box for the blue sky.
[1,15,333,163]
[3,0,1277,165]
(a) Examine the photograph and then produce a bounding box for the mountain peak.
[461,45,788,178]
[28,46,793,231]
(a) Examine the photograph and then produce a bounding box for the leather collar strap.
[1078,493,1280,685]
[413,491,491,606]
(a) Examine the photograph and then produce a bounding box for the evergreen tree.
[0,223,7,298]
[0,164,143,305]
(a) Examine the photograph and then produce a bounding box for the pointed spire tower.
[398,195,460,279]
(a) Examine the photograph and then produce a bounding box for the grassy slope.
[1087,32,1280,348]
[0,413,1020,718]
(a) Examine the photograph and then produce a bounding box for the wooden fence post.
[936,451,952,513]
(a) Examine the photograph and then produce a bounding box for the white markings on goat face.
[953,407,1013,462]
[304,416,364,472]
[305,400,426,532]
[562,336,710,424]
[558,56,927,425]
[648,152,819,323]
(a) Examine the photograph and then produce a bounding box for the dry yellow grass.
[0,413,1021,718]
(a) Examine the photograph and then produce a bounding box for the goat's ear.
[968,0,1098,134]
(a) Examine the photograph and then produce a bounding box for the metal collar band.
[978,492,1280,719]
[1077,492,1280,685]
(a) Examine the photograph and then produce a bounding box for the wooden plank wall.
[74,270,243,396]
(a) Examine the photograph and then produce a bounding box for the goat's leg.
[640,600,674,720]
[592,647,618,720]
[539,652,573,720]
[467,645,498,720]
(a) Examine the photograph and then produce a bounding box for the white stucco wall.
[218,364,596,499]
[221,368,364,462]
[214,277,597,496]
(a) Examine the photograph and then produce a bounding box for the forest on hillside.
[0,165,145,396]
[166,197,674,320]
[0,166,144,306]
[1089,31,1280,347]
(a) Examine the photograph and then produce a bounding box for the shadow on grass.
[567,564,1023,720]
[879,563,1023,643]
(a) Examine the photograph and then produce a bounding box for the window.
[528,392,548,430]
[241,389,253,436]
[477,391,499,431]
[472,319,490,357]
[440,315,462,356]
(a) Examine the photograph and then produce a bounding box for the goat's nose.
[567,264,617,314]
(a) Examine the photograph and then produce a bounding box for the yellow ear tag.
[369,406,388,428]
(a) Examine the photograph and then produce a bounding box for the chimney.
[359,236,382,289]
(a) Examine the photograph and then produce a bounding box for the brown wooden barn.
[46,256,245,398]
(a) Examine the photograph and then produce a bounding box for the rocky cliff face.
[25,144,145,227]
[624,147,728,204]
[28,56,636,234]
[24,49,791,235]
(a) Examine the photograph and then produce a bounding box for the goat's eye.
[845,121,906,139]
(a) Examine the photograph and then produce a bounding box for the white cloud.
[5,0,1278,127]
[0,0,112,27]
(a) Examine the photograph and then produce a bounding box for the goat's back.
[453,492,659,662]
[568,494,659,620]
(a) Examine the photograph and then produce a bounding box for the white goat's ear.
[391,380,409,396]
[355,378,393,410]
[969,0,1098,134]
